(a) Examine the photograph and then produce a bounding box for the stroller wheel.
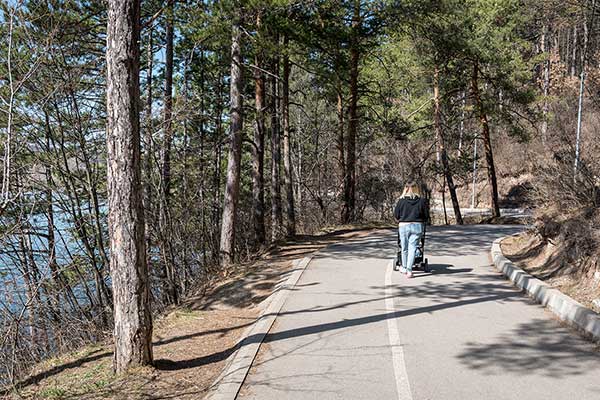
[423,259,430,273]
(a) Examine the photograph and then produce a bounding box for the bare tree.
[434,67,463,224]
[574,0,595,179]
[472,62,500,218]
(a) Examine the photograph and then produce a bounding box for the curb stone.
[491,237,600,342]
[203,255,314,400]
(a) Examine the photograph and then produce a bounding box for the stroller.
[394,223,429,273]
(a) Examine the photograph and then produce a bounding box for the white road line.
[385,260,414,400]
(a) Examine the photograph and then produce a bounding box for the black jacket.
[394,196,429,223]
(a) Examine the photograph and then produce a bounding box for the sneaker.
[400,267,407,274]
[394,264,400,271]
[406,271,413,279]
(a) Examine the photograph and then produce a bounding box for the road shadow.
[311,225,524,262]
[457,318,600,378]
[155,226,534,374]
[158,279,526,371]
[424,225,523,257]
[409,263,473,278]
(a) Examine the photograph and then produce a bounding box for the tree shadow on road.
[457,318,600,378]
[424,225,523,257]
[158,283,524,371]
[410,263,473,278]
[375,269,525,303]
[152,225,542,375]
[312,225,524,262]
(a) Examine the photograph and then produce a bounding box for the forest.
[1,0,599,389]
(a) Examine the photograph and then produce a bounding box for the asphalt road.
[238,225,600,400]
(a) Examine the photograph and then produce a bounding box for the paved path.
[238,226,600,400]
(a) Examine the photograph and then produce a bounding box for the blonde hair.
[401,181,421,199]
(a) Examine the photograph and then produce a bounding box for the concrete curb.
[204,255,314,400]
[491,237,600,342]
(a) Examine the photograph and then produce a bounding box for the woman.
[393,182,429,278]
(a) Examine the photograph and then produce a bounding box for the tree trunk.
[575,2,593,179]
[159,0,177,304]
[471,62,501,218]
[219,18,244,266]
[198,50,208,262]
[471,137,478,209]
[336,85,345,199]
[342,0,360,224]
[458,91,465,155]
[144,26,154,274]
[106,0,153,373]
[212,74,225,261]
[19,231,40,349]
[441,178,448,225]
[434,67,463,224]
[541,23,550,142]
[571,25,578,77]
[564,27,570,70]
[282,35,296,237]
[43,111,65,308]
[270,51,283,242]
[252,12,266,245]
[161,0,174,204]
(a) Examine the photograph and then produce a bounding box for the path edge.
[491,237,600,342]
[203,255,315,400]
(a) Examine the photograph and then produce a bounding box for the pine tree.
[106,0,153,373]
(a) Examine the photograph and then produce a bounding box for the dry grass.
[7,308,255,400]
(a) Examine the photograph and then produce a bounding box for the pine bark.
[433,67,463,224]
[106,0,153,373]
[252,12,266,245]
[471,62,501,218]
[282,35,296,237]
[219,19,244,265]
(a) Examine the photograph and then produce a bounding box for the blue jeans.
[399,223,423,272]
